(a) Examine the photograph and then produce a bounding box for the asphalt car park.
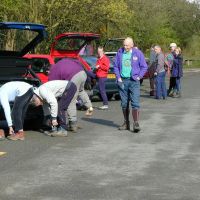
[1,71,200,199]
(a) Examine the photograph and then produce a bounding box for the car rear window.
[54,38,97,56]
[0,29,38,52]
[54,38,85,51]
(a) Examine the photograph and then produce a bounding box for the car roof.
[54,32,100,40]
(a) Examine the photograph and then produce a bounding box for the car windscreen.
[0,29,38,52]
[30,58,50,73]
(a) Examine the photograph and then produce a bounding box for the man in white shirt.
[32,80,77,137]
[0,81,34,141]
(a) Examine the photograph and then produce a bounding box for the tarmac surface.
[1,70,200,200]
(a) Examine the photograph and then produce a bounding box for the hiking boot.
[0,129,5,140]
[168,91,174,97]
[7,131,25,141]
[172,92,181,98]
[150,90,155,96]
[68,121,78,132]
[51,127,68,137]
[133,122,141,133]
[118,121,130,130]
[41,127,57,136]
[85,107,93,116]
[98,105,109,110]
[132,109,141,133]
[118,108,130,130]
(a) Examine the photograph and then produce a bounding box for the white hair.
[124,37,134,46]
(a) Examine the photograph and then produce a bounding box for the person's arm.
[0,94,13,128]
[113,52,122,82]
[39,87,58,120]
[138,51,148,78]
[156,53,164,73]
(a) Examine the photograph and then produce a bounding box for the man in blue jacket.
[114,37,147,133]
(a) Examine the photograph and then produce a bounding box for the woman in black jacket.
[171,47,183,98]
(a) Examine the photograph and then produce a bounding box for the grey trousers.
[68,70,92,122]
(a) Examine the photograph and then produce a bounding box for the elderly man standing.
[114,37,148,133]
[154,45,167,99]
[167,42,177,96]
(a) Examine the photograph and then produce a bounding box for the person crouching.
[0,81,35,141]
[32,80,77,137]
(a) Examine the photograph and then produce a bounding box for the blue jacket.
[171,55,183,78]
[114,47,148,81]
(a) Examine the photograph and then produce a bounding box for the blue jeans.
[155,71,167,99]
[118,78,140,109]
[174,77,181,93]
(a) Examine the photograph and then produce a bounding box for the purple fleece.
[114,47,148,81]
[48,58,83,81]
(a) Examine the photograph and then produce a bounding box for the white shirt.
[37,80,69,118]
[0,81,32,127]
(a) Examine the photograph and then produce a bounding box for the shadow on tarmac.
[81,117,118,128]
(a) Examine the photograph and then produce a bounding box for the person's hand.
[136,77,140,81]
[9,126,14,135]
[118,78,122,82]
[96,65,99,69]
[52,119,58,126]
[154,72,158,76]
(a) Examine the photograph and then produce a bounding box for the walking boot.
[7,131,25,141]
[118,108,130,130]
[172,92,181,98]
[168,90,174,97]
[150,90,155,96]
[51,127,68,137]
[132,109,141,133]
[68,121,78,132]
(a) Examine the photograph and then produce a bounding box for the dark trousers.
[98,77,108,105]
[155,71,167,99]
[168,77,176,94]
[58,82,77,130]
[11,88,33,132]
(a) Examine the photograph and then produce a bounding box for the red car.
[24,33,100,84]
[24,54,55,83]
[50,32,100,70]
[50,33,120,99]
